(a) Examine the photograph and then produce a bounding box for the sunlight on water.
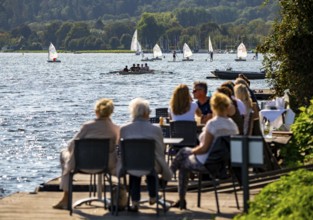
[0,52,267,197]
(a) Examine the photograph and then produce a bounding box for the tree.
[137,13,166,49]
[258,0,313,111]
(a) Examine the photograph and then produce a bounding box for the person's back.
[53,98,119,210]
[123,66,129,72]
[136,64,141,71]
[144,63,149,70]
[130,64,136,72]
[119,98,172,212]
[169,84,201,121]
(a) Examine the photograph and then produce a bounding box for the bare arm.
[227,103,236,116]
[191,131,214,155]
[195,107,202,117]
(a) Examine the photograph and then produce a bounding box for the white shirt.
[234,97,246,115]
[196,116,239,164]
[169,102,198,121]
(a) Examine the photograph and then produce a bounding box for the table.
[163,137,183,144]
[157,123,205,134]
[259,109,286,128]
[265,130,293,162]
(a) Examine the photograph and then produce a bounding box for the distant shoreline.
[0,50,133,53]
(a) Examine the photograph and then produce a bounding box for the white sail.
[48,43,58,60]
[130,30,142,55]
[208,36,213,53]
[153,44,162,58]
[237,42,247,59]
[137,41,142,54]
[183,43,193,58]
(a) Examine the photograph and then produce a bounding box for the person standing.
[173,50,176,61]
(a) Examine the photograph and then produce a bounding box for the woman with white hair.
[119,97,173,212]
[53,98,120,210]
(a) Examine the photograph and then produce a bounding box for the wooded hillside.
[0,0,279,51]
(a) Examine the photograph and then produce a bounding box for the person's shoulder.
[83,119,97,126]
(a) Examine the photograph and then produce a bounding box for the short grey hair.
[129,97,151,119]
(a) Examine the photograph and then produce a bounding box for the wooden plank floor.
[0,174,261,220]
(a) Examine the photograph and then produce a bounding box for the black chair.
[245,111,255,135]
[155,108,169,118]
[168,121,198,163]
[252,118,280,171]
[114,138,167,216]
[68,139,113,215]
[149,117,170,137]
[196,136,240,213]
[149,116,160,124]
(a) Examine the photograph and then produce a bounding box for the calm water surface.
[0,52,267,197]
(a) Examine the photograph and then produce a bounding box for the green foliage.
[290,98,313,164]
[258,0,313,110]
[279,98,313,167]
[234,169,313,220]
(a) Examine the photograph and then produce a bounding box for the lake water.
[0,52,267,197]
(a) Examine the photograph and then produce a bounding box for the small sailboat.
[47,43,61,62]
[182,43,193,61]
[152,44,162,60]
[130,30,142,55]
[235,42,247,61]
[208,36,214,61]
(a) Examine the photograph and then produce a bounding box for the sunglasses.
[192,88,203,93]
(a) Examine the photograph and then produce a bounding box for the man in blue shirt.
[192,81,213,124]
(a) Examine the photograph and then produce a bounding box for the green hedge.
[234,169,313,220]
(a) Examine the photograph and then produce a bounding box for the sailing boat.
[47,43,61,62]
[152,44,162,60]
[182,43,193,61]
[130,30,142,55]
[235,42,247,61]
[208,36,214,61]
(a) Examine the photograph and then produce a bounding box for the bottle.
[159,117,164,126]
[263,120,270,136]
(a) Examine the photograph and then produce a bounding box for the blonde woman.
[169,84,202,121]
[234,84,254,135]
[170,92,239,209]
[53,98,120,210]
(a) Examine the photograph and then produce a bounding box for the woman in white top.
[168,84,201,121]
[170,92,239,209]
[234,84,254,135]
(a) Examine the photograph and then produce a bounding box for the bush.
[279,98,313,167]
[234,169,313,220]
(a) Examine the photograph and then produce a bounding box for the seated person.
[144,63,149,70]
[170,92,239,209]
[217,86,244,135]
[53,98,120,210]
[123,65,129,72]
[192,81,213,124]
[135,64,141,71]
[119,98,173,212]
[130,64,136,72]
[234,84,254,135]
[168,84,202,121]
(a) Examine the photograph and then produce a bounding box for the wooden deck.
[0,174,261,220]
